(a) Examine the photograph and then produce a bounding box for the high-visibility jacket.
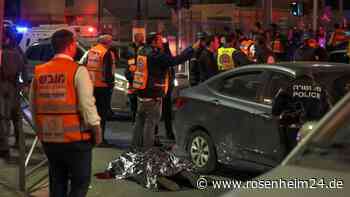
[86,44,114,87]
[34,58,90,143]
[133,55,169,95]
[271,38,284,54]
[217,47,236,71]
[240,40,255,59]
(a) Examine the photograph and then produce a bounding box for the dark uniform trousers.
[131,99,162,149]
[0,81,19,152]
[43,141,92,197]
[94,87,110,139]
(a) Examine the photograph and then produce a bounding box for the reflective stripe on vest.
[132,55,169,94]
[34,58,90,143]
[217,47,236,71]
[133,55,148,90]
[86,44,108,87]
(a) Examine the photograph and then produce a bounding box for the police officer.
[30,29,101,197]
[0,27,28,159]
[131,32,200,149]
[86,34,116,144]
[294,33,328,61]
[189,32,207,86]
[126,33,145,123]
[272,71,330,154]
[217,34,253,72]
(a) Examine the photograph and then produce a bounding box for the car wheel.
[187,130,217,173]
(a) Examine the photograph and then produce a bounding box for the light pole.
[313,0,318,32]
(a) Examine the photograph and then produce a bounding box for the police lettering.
[39,74,65,85]
[292,84,322,99]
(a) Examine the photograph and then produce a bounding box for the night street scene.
[0,0,350,196]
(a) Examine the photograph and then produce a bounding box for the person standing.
[217,34,253,72]
[197,35,220,83]
[272,72,330,154]
[131,32,199,149]
[0,27,27,159]
[126,33,145,123]
[86,34,116,144]
[30,29,101,197]
[189,32,207,86]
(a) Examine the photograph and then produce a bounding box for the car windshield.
[291,119,350,172]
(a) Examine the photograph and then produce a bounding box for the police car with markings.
[173,62,350,174]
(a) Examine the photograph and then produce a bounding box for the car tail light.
[174,97,187,109]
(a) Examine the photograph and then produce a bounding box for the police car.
[221,90,350,197]
[173,62,350,174]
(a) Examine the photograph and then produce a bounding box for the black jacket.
[137,45,194,98]
[198,48,218,83]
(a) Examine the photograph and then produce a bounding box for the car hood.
[221,165,349,197]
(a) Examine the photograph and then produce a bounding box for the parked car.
[221,89,350,197]
[25,37,131,112]
[173,62,350,173]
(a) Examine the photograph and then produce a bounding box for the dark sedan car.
[173,62,350,173]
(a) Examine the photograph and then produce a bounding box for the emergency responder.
[270,24,287,61]
[189,32,207,86]
[272,71,330,154]
[30,29,101,197]
[86,34,116,144]
[294,33,328,61]
[197,34,220,83]
[126,33,145,123]
[131,32,200,149]
[239,38,256,62]
[328,23,348,48]
[0,27,27,160]
[217,34,252,72]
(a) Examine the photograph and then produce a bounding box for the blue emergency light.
[16,26,28,33]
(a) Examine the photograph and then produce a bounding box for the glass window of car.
[26,45,42,60]
[218,72,265,102]
[262,72,293,105]
[40,44,54,61]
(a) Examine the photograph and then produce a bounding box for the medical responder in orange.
[30,29,101,197]
[86,34,116,144]
[126,33,145,123]
[131,32,200,149]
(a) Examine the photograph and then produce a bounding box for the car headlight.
[174,78,179,87]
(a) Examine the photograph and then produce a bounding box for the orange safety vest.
[127,58,137,94]
[133,55,169,95]
[271,39,284,54]
[86,44,115,87]
[34,58,90,143]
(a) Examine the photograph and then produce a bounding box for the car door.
[210,71,268,163]
[252,71,294,166]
